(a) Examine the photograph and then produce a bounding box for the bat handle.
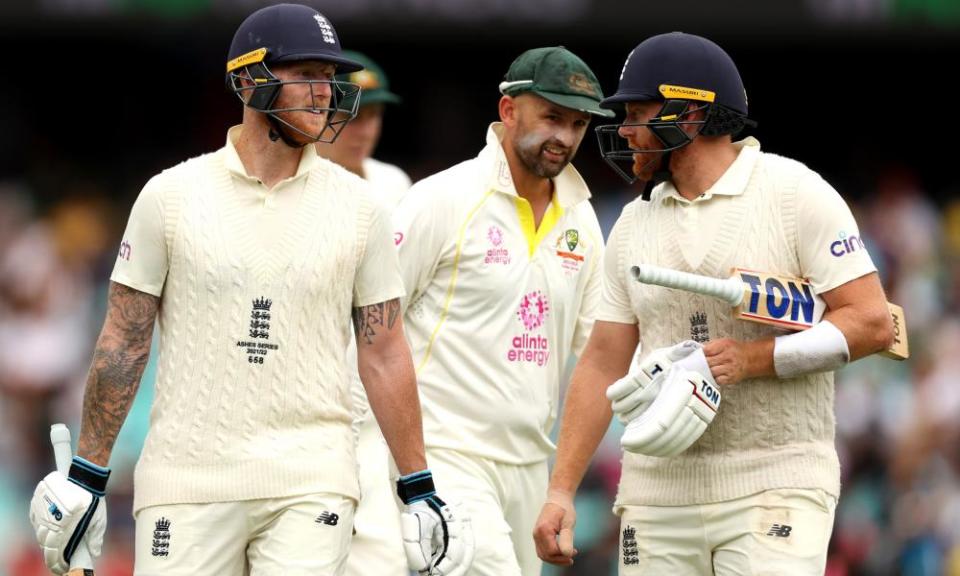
[50,424,96,574]
[631,265,744,306]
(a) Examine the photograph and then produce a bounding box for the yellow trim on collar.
[514,196,565,257]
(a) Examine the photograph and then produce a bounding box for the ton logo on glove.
[606,341,722,457]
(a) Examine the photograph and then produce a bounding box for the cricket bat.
[50,424,96,576]
[630,264,909,360]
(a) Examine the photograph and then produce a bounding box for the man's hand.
[533,489,577,566]
[397,470,474,576]
[29,457,110,574]
[704,338,771,386]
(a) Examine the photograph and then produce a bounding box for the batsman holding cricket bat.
[534,32,897,575]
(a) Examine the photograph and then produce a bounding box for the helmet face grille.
[228,60,362,145]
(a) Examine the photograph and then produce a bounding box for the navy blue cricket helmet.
[596,32,755,189]
[225,4,364,146]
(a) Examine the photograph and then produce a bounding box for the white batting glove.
[607,341,705,424]
[397,470,474,576]
[621,361,722,457]
[29,457,110,575]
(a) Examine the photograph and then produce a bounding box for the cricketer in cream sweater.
[29,8,469,576]
[393,46,611,576]
[316,50,411,576]
[536,33,894,575]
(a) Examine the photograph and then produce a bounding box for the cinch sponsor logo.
[830,231,865,257]
[738,272,817,325]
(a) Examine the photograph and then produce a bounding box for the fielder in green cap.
[317,50,410,207]
[389,46,611,576]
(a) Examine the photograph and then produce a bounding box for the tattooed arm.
[353,298,427,475]
[77,281,160,467]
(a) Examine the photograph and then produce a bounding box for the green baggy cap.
[336,50,401,107]
[499,46,614,118]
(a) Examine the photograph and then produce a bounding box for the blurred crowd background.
[1,0,959,574]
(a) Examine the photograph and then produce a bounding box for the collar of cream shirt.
[659,137,761,204]
[479,122,592,209]
[221,125,322,182]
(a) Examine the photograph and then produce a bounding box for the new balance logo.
[315,511,339,526]
[766,523,792,538]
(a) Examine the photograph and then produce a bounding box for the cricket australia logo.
[236,296,280,365]
[622,525,639,566]
[555,229,584,275]
[508,291,550,366]
[151,517,170,557]
[690,311,710,343]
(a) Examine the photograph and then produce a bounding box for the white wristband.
[773,320,850,379]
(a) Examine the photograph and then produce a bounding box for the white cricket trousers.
[343,416,407,576]
[428,448,548,576]
[616,488,837,575]
[133,492,355,576]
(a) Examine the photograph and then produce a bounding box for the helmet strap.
[266,114,309,148]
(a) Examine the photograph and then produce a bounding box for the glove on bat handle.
[51,424,95,576]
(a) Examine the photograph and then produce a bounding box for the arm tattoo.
[78,282,159,465]
[353,298,401,346]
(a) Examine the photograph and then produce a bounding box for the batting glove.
[29,457,110,575]
[620,362,721,456]
[397,470,474,576]
[607,341,705,424]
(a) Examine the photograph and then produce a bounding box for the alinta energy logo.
[517,290,549,331]
[485,225,511,265]
[508,290,550,366]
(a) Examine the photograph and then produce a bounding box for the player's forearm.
[549,353,616,495]
[354,299,428,474]
[78,282,159,467]
[361,343,428,475]
[824,305,894,360]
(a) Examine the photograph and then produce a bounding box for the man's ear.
[680,102,708,136]
[499,95,517,127]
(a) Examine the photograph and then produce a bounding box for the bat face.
[733,268,826,330]
[630,263,909,361]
